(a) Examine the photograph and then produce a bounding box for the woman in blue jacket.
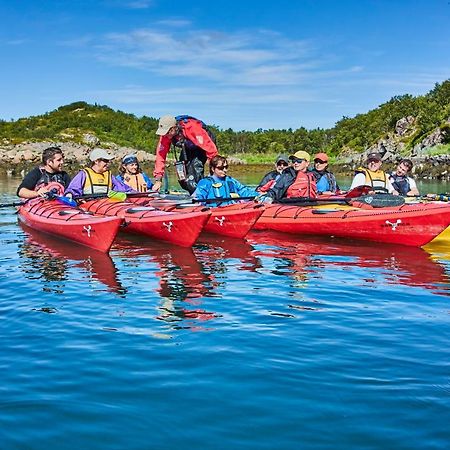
[192,155,258,207]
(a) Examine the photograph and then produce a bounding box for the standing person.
[152,115,218,194]
[309,152,340,195]
[117,154,153,192]
[192,155,259,207]
[256,154,289,193]
[350,152,396,194]
[65,148,134,197]
[389,159,419,196]
[17,146,71,199]
[264,151,317,202]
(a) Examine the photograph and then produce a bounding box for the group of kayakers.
[16,113,420,202]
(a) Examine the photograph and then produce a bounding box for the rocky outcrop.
[0,141,156,175]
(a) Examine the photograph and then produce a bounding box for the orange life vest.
[122,173,148,192]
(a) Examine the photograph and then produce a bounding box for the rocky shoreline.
[1,115,449,180]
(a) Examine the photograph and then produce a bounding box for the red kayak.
[253,202,450,247]
[79,199,210,247]
[130,197,265,239]
[18,198,121,253]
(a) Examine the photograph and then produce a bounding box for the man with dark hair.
[17,146,71,199]
[389,159,419,196]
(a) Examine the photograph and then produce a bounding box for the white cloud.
[94,26,327,86]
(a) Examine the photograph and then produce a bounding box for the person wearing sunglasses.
[256,154,290,193]
[152,114,218,194]
[192,155,259,207]
[350,152,396,194]
[117,154,153,192]
[309,152,340,195]
[262,150,317,202]
[65,148,135,197]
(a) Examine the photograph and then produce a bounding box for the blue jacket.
[192,175,258,207]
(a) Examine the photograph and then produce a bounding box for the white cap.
[156,115,177,136]
[89,148,114,162]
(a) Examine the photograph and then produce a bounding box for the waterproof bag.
[175,161,187,181]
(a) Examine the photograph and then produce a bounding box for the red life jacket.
[286,171,317,198]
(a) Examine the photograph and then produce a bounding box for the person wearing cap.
[309,152,340,195]
[192,155,259,207]
[256,154,290,193]
[117,154,153,192]
[65,148,135,197]
[153,115,218,194]
[262,150,317,202]
[389,159,419,196]
[350,152,397,194]
[17,146,71,199]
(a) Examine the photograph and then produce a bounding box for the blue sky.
[1,0,449,130]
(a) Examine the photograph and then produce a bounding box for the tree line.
[1,80,449,161]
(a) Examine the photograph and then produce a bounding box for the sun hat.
[89,148,114,162]
[366,152,382,162]
[314,152,329,162]
[276,154,289,164]
[122,154,138,165]
[289,150,311,163]
[156,115,177,136]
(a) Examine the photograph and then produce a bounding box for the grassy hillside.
[1,80,449,161]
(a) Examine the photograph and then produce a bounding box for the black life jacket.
[390,173,410,195]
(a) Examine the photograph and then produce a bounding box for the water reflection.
[18,224,126,295]
[247,230,450,294]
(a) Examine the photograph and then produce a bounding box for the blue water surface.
[1,180,450,449]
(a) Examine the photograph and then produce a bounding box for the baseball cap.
[314,152,329,162]
[289,150,311,163]
[367,152,382,162]
[89,148,114,162]
[156,115,177,136]
[276,154,289,164]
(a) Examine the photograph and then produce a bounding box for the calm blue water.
[1,173,450,450]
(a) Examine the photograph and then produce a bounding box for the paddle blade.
[54,196,77,207]
[345,185,372,198]
[107,190,127,202]
[352,194,405,208]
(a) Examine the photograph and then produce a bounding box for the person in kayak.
[192,155,259,207]
[152,115,218,194]
[65,148,134,197]
[350,152,397,194]
[256,154,290,193]
[389,159,419,196]
[261,151,317,202]
[17,146,71,199]
[309,152,340,195]
[117,154,153,192]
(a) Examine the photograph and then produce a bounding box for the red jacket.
[153,117,218,180]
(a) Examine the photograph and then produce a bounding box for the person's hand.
[36,186,49,198]
[256,195,273,204]
[152,181,162,192]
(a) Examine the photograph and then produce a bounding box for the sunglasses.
[215,165,228,170]
[314,159,327,164]
[277,161,288,167]
[100,158,111,163]
[291,158,306,164]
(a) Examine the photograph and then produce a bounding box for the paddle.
[0,200,26,208]
[0,189,77,209]
[277,193,405,208]
[74,191,190,202]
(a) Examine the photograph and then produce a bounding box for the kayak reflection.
[113,236,220,330]
[18,223,126,296]
[247,230,450,294]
